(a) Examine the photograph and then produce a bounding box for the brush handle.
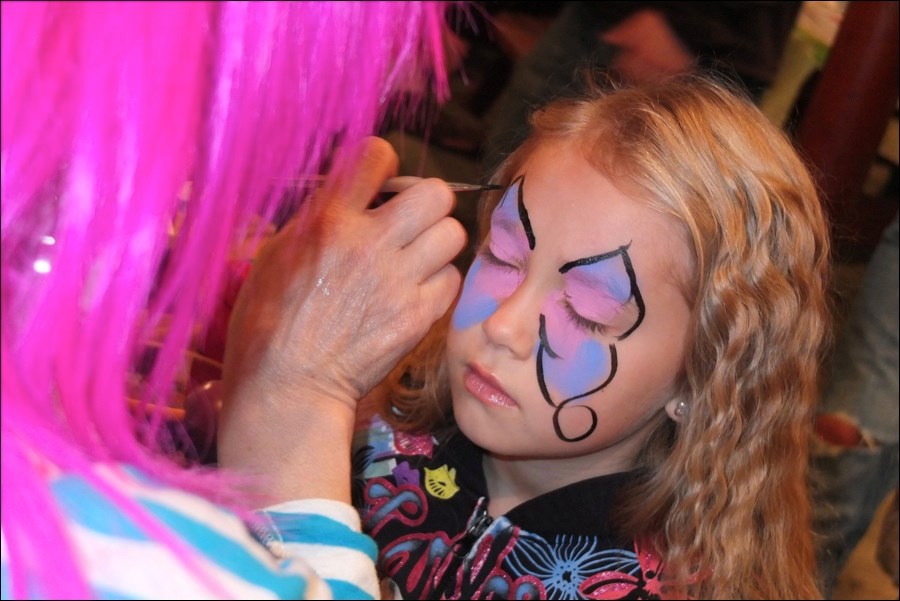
[378,176,502,194]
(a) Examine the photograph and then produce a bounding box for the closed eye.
[563,296,607,335]
[481,246,522,272]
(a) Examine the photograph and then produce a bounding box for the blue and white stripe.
[1,465,378,599]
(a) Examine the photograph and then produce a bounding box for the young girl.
[352,74,831,599]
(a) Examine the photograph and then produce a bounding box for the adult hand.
[218,137,465,504]
[600,10,695,86]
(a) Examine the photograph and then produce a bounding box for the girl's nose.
[482,286,542,360]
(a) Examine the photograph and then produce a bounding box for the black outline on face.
[511,174,647,443]
[560,244,646,340]
[515,175,535,250]
[537,329,618,442]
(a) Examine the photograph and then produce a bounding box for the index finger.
[372,177,457,248]
[320,137,399,212]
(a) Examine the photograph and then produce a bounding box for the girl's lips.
[464,364,517,408]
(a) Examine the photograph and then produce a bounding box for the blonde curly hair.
[382,73,831,599]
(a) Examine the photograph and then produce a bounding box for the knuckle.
[363,137,399,173]
[420,178,455,213]
[445,217,468,250]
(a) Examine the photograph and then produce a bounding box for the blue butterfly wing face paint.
[539,295,614,400]
[452,257,496,330]
[536,246,644,442]
[452,177,527,331]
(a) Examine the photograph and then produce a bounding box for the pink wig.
[1,1,450,597]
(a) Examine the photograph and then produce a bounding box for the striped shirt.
[1,464,379,599]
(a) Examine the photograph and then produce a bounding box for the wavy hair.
[384,73,831,599]
[1,2,450,597]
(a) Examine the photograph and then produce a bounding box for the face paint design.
[453,177,528,331]
[539,247,644,441]
[451,174,646,443]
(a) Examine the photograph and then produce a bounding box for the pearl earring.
[674,400,688,418]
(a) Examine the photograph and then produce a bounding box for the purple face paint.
[564,261,630,323]
[450,174,647,443]
[538,247,645,441]
[540,290,614,400]
[489,176,530,262]
[453,257,509,330]
[452,179,528,331]
[560,246,645,340]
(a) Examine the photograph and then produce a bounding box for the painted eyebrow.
[559,243,646,339]
[515,175,535,250]
[559,244,631,273]
[490,202,527,263]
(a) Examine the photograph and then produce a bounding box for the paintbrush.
[290,175,504,195]
[379,176,504,194]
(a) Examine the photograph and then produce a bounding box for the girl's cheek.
[542,337,612,400]
[540,294,614,400]
[452,258,521,330]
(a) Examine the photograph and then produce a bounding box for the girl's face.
[447,141,693,472]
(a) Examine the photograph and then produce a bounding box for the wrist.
[218,381,357,506]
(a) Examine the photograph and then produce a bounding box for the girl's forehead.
[502,162,640,247]
[498,150,693,291]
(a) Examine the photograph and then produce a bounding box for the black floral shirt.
[351,414,666,600]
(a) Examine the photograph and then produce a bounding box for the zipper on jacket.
[452,498,493,557]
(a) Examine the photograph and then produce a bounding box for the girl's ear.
[665,398,688,423]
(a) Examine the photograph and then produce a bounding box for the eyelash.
[481,248,607,335]
[481,247,520,271]
[563,297,606,335]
